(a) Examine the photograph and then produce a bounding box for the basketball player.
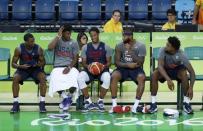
[11,33,47,113]
[48,24,79,111]
[149,36,195,114]
[77,27,112,112]
[109,28,146,114]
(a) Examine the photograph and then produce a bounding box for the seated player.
[77,27,112,112]
[162,9,178,31]
[48,24,79,111]
[149,36,195,114]
[109,28,146,114]
[11,33,47,113]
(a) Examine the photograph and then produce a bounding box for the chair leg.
[97,81,100,97]
[37,84,40,97]
[90,82,93,97]
[120,82,122,97]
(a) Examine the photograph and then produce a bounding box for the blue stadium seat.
[0,0,8,22]
[12,0,32,22]
[82,0,101,20]
[105,0,125,20]
[128,0,148,20]
[59,0,78,23]
[35,0,55,23]
[152,0,172,20]
[175,0,194,24]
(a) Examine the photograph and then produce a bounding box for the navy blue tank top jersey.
[19,43,39,66]
[86,42,107,65]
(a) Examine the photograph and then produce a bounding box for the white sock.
[98,98,103,102]
[151,96,156,104]
[61,91,68,99]
[133,99,140,109]
[184,96,190,104]
[14,97,19,102]
[40,96,45,102]
[85,97,92,104]
[112,98,117,107]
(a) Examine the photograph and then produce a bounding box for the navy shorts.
[15,67,45,85]
[159,65,186,83]
[115,67,145,84]
[84,68,109,84]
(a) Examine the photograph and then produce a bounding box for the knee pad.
[100,72,110,89]
[69,87,76,94]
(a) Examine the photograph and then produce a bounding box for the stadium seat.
[0,48,10,80]
[152,0,172,21]
[81,0,101,24]
[59,0,78,24]
[12,0,32,22]
[0,0,8,22]
[128,0,148,21]
[35,0,55,23]
[105,0,125,20]
[175,0,194,24]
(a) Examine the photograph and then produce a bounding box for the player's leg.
[131,68,146,114]
[35,71,47,113]
[149,69,164,113]
[95,72,110,112]
[109,70,122,113]
[177,69,193,114]
[11,70,29,113]
[77,71,95,112]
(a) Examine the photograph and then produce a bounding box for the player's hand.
[167,79,174,91]
[187,86,193,100]
[63,67,70,74]
[18,64,31,69]
[127,63,138,69]
[58,26,64,38]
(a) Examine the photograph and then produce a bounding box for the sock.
[151,96,156,104]
[98,98,103,102]
[112,98,117,107]
[40,96,45,102]
[61,91,68,99]
[85,97,92,104]
[133,99,140,109]
[14,97,19,102]
[184,96,190,104]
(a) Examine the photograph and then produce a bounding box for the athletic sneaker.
[148,103,158,114]
[10,102,20,113]
[131,106,144,114]
[95,101,105,112]
[39,101,47,113]
[183,102,193,114]
[81,101,95,113]
[59,97,72,111]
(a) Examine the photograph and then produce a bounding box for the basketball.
[89,62,104,75]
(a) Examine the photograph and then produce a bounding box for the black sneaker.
[10,102,20,113]
[148,103,158,114]
[39,101,47,113]
[183,102,193,114]
[95,101,105,112]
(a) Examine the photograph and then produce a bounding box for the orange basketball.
[89,62,104,75]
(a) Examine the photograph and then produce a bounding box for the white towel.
[48,67,79,99]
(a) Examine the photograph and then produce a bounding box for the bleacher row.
[0,0,195,30]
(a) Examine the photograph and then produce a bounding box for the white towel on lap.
[48,67,79,98]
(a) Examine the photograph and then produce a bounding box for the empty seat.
[35,0,55,22]
[12,0,32,21]
[152,0,172,20]
[82,0,101,20]
[105,0,125,20]
[0,0,8,21]
[128,0,148,20]
[59,0,78,22]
